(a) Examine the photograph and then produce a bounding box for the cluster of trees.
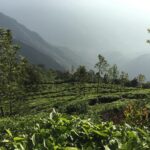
[94,54,145,87]
[0,29,26,115]
[58,54,146,88]
[0,29,51,115]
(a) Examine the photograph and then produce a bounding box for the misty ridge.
[0,0,150,79]
[0,0,150,80]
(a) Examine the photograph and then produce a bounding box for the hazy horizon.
[0,0,150,60]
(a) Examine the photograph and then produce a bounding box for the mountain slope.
[124,54,150,80]
[0,12,84,70]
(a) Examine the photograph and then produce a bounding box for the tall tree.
[120,71,129,86]
[95,54,108,92]
[103,73,110,84]
[137,74,145,87]
[108,64,119,83]
[74,66,87,83]
[74,66,87,95]
[87,70,96,83]
[0,28,27,115]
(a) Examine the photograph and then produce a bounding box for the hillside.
[124,54,150,80]
[0,28,150,150]
[0,12,85,70]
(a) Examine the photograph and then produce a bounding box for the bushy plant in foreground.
[124,102,150,128]
[0,110,150,150]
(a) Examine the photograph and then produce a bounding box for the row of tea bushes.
[0,110,150,149]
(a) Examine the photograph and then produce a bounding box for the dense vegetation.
[0,110,150,150]
[0,28,150,149]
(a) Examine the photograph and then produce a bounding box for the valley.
[0,1,150,149]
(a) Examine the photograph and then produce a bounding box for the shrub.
[101,107,125,123]
[0,110,150,150]
[122,93,148,99]
[88,98,98,105]
[65,102,88,114]
[124,102,150,127]
[88,95,120,105]
[97,95,120,103]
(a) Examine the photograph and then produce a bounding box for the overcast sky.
[0,0,150,58]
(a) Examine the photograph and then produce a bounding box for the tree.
[103,73,110,84]
[74,66,87,95]
[130,78,139,87]
[21,64,43,91]
[108,64,119,84]
[87,70,96,83]
[137,74,145,87]
[95,54,108,77]
[0,28,27,115]
[74,66,87,83]
[120,71,129,86]
[95,54,109,92]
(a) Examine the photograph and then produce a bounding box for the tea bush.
[64,102,88,114]
[122,93,148,99]
[88,95,120,105]
[124,102,150,128]
[0,110,150,150]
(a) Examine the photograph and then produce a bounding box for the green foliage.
[98,95,120,103]
[121,93,148,99]
[95,54,109,77]
[0,28,150,149]
[108,64,119,83]
[0,28,28,115]
[120,71,129,86]
[89,95,120,105]
[95,54,109,93]
[0,110,150,150]
[137,74,146,87]
[64,102,88,114]
[128,78,139,87]
[73,66,87,83]
[143,82,150,88]
[0,28,54,115]
[21,64,45,92]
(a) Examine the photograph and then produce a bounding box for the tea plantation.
[0,82,150,150]
[0,29,150,149]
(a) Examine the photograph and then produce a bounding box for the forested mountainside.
[0,12,85,70]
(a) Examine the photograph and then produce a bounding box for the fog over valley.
[0,0,150,79]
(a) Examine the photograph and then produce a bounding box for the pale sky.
[117,0,150,12]
[0,0,150,60]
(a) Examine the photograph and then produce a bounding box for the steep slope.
[0,12,83,70]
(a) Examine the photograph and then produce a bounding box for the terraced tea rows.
[1,83,147,118]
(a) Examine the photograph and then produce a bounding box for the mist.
[0,0,150,65]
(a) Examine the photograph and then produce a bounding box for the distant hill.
[124,54,150,80]
[0,12,84,70]
[1,12,149,79]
